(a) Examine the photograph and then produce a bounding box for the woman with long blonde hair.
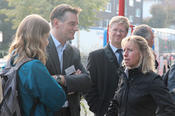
[7,14,66,116]
[106,35,175,116]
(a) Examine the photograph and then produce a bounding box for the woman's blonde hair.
[121,35,155,73]
[7,14,50,64]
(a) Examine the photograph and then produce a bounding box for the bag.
[0,58,34,116]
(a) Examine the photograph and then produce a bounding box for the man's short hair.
[132,24,152,40]
[109,16,130,32]
[50,4,81,25]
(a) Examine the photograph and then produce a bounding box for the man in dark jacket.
[85,16,130,116]
[132,24,159,69]
[46,4,91,116]
[166,63,175,102]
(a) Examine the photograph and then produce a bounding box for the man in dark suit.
[85,16,130,116]
[46,4,91,116]
[132,24,159,69]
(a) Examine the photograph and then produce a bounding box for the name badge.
[65,65,76,75]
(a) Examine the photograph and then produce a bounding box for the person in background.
[132,24,159,69]
[6,14,66,116]
[166,62,175,102]
[46,4,91,116]
[85,16,130,116]
[163,63,175,102]
[105,35,175,116]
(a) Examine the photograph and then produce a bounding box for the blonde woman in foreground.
[105,35,175,116]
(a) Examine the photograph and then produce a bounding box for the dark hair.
[133,24,152,40]
[50,4,81,25]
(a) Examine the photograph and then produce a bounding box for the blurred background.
[1,0,175,75]
[0,0,175,115]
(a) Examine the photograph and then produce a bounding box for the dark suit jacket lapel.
[104,44,119,68]
[62,43,72,74]
[47,35,61,73]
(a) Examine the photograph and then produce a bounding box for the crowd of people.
[2,3,175,116]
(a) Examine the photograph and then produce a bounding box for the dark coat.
[85,44,121,116]
[106,68,175,116]
[46,35,91,116]
[167,63,175,102]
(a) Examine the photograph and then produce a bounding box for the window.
[125,5,127,16]
[129,0,134,7]
[129,15,134,23]
[136,8,141,17]
[116,4,119,14]
[136,0,141,2]
[105,3,112,12]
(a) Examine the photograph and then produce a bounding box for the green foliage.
[150,4,166,28]
[0,0,15,51]
[143,4,166,28]
[165,5,175,26]
[0,0,109,29]
[143,0,175,28]
[0,0,109,54]
[0,0,52,29]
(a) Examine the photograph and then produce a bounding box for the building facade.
[95,0,143,28]
[143,0,163,18]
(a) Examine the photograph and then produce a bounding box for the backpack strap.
[14,58,33,70]
[13,58,37,116]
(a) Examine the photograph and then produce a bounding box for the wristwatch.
[56,75,62,84]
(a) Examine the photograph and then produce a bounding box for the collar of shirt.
[109,43,123,65]
[125,68,129,78]
[50,33,67,52]
[50,33,67,72]
[109,43,122,53]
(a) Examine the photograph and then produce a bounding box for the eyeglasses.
[112,29,126,34]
